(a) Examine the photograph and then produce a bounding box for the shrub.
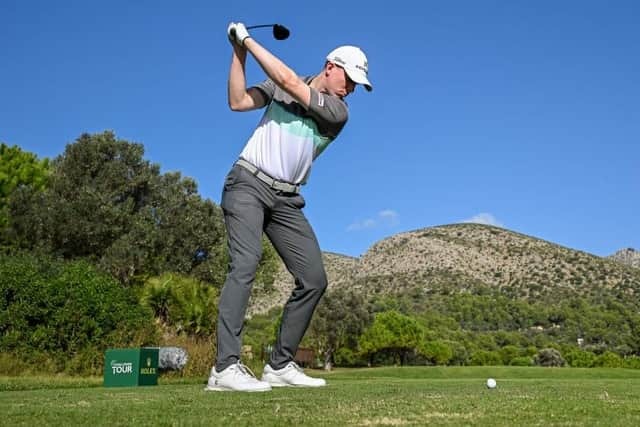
[446,341,471,366]
[509,356,533,366]
[0,254,157,374]
[499,345,520,365]
[534,348,566,367]
[624,355,640,369]
[565,350,597,368]
[524,346,539,357]
[469,350,502,366]
[140,273,218,336]
[419,340,454,365]
[334,347,360,367]
[595,351,624,368]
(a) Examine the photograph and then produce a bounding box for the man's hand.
[227,22,236,43]
[228,22,251,46]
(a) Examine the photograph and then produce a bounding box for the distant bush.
[0,254,157,374]
[509,356,533,366]
[334,347,360,367]
[445,340,471,366]
[565,350,597,368]
[499,345,521,365]
[624,356,640,369]
[469,350,502,366]
[534,348,566,367]
[524,346,539,357]
[595,351,624,368]
[419,340,454,365]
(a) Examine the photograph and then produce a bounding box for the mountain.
[248,223,640,315]
[247,252,359,316]
[609,248,640,269]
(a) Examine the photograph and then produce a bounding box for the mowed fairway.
[2,366,640,426]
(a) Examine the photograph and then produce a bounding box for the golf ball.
[486,378,497,389]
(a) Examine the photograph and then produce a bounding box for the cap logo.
[332,56,346,65]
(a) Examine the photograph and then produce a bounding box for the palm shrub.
[141,273,218,337]
[140,275,173,323]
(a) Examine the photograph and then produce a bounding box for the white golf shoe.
[205,362,272,392]
[261,362,326,387]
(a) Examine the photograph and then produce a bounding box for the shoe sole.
[204,385,271,392]
[271,383,325,387]
[264,382,288,387]
[262,377,326,388]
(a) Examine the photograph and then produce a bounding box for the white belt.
[236,159,301,194]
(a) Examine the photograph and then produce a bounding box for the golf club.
[230,24,290,41]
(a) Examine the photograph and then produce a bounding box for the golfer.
[206,22,372,392]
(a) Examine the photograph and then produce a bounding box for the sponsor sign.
[104,348,159,387]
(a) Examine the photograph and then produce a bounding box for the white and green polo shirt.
[239,77,348,185]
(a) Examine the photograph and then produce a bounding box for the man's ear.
[325,61,336,75]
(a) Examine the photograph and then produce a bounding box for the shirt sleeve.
[252,79,278,106]
[306,88,349,139]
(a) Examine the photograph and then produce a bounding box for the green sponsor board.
[104,347,159,387]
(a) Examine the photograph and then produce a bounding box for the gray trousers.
[215,164,328,371]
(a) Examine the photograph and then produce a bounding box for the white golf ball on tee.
[486,378,497,389]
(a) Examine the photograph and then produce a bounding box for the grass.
[2,366,640,426]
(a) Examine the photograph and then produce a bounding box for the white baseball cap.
[326,45,372,92]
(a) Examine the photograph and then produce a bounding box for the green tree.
[419,340,454,365]
[6,131,225,285]
[359,310,424,366]
[307,288,371,370]
[0,143,50,235]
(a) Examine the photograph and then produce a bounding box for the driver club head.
[243,23,290,41]
[272,24,290,40]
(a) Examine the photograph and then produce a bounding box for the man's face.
[326,62,356,98]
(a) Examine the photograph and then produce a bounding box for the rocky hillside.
[247,252,358,316]
[248,224,640,315]
[609,248,640,268]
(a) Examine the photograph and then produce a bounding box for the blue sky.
[2,1,638,258]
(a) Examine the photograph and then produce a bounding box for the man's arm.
[228,43,267,111]
[241,36,312,109]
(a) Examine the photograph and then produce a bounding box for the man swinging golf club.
[206,22,372,392]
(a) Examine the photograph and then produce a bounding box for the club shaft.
[246,24,275,30]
